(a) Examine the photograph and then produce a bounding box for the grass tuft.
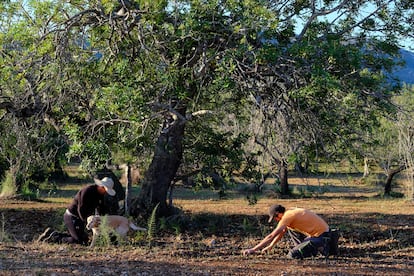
[147,203,160,246]
[0,213,11,242]
[0,171,17,198]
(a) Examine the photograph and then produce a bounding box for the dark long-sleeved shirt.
[67,184,107,221]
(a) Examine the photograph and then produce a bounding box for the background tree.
[395,85,414,199]
[361,109,405,196]
[233,0,413,194]
[361,85,414,198]
[0,0,68,197]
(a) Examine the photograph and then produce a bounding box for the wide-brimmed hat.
[94,177,116,196]
[267,204,285,223]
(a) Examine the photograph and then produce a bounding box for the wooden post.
[125,163,132,216]
[363,157,370,178]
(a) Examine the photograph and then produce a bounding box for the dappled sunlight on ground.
[1,173,413,275]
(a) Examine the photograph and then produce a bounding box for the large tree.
[222,0,414,194]
[359,85,414,197]
[393,85,414,198]
[1,0,413,213]
[0,0,68,196]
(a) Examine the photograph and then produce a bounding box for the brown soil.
[1,184,414,275]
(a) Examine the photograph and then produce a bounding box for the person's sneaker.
[37,227,54,242]
[44,231,61,243]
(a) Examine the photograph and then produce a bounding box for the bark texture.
[130,111,186,218]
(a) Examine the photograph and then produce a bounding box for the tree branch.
[297,0,349,41]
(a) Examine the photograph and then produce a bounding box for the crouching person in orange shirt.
[242,204,332,259]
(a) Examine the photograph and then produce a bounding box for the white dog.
[86,215,147,247]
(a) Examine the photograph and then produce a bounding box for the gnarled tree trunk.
[279,160,289,195]
[130,110,186,218]
[384,165,405,195]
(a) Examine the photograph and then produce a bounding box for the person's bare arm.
[243,224,287,255]
[261,227,287,252]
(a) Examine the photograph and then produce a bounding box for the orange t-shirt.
[278,208,329,237]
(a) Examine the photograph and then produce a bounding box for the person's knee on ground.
[328,229,340,256]
[60,234,89,245]
[288,240,319,259]
[63,213,89,245]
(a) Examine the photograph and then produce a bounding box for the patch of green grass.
[291,186,312,198]
[0,213,11,242]
[20,181,41,200]
[241,217,255,233]
[0,171,17,198]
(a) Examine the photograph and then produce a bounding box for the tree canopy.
[1,0,413,212]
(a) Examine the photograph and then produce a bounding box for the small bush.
[20,180,40,200]
[0,171,17,198]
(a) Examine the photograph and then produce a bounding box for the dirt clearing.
[1,180,414,275]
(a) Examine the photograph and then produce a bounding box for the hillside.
[394,49,414,84]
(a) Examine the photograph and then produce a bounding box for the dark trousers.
[63,212,88,245]
[288,230,330,259]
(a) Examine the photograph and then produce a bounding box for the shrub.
[0,171,17,198]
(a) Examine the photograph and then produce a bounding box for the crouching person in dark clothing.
[38,177,116,245]
[242,204,334,259]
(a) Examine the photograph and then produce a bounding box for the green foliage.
[147,203,160,244]
[378,191,405,198]
[100,0,117,14]
[20,180,40,200]
[96,220,117,247]
[0,171,17,198]
[246,193,258,205]
[241,217,256,234]
[271,181,283,195]
[393,86,414,199]
[0,0,68,190]
[92,216,125,247]
[158,215,188,236]
[1,0,413,210]
[291,186,313,198]
[184,120,249,190]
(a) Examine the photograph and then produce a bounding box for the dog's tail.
[129,222,147,232]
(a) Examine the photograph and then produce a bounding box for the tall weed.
[147,203,159,246]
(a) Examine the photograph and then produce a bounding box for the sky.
[292,1,412,51]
